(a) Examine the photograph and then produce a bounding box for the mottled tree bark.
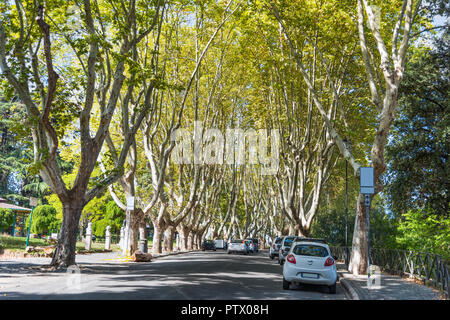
[51,201,83,267]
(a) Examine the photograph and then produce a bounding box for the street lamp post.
[25,197,39,248]
[343,137,351,268]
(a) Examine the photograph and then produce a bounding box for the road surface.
[0,250,346,299]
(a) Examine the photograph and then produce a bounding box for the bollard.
[105,226,111,250]
[122,225,129,256]
[85,222,92,251]
[119,226,124,250]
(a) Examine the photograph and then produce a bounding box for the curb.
[340,278,360,300]
[152,250,198,259]
[338,271,362,300]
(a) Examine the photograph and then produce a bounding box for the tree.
[92,201,125,239]
[0,0,164,267]
[386,41,449,218]
[25,205,60,235]
[269,0,425,274]
[0,99,32,201]
[396,209,450,259]
[0,208,15,232]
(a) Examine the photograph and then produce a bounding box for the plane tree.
[0,0,164,267]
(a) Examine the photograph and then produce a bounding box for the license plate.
[301,273,319,279]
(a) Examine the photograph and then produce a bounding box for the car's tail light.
[273,244,275,249]
[281,248,284,254]
[287,254,296,264]
[324,257,335,266]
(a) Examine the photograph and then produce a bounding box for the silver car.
[278,236,298,265]
[269,236,283,259]
[282,240,338,293]
[227,239,250,254]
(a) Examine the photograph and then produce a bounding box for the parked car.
[245,239,255,253]
[269,236,283,259]
[278,236,298,265]
[245,238,259,253]
[214,239,227,250]
[282,240,338,293]
[227,239,249,254]
[202,240,216,251]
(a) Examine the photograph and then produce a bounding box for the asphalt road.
[0,250,347,300]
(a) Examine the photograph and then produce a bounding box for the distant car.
[227,239,249,255]
[278,236,298,265]
[214,239,227,249]
[269,236,283,259]
[202,240,216,251]
[282,240,338,293]
[245,240,255,253]
[245,238,259,253]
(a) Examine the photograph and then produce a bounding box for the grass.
[0,235,120,253]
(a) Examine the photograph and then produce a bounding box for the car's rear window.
[284,237,296,245]
[231,240,243,244]
[293,245,329,257]
[275,238,282,244]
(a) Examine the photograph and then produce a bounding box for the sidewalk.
[337,264,443,300]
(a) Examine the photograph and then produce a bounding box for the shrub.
[25,205,61,235]
[0,208,15,231]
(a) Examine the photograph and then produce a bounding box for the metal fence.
[330,246,449,298]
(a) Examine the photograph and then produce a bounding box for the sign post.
[360,167,374,288]
[25,197,39,248]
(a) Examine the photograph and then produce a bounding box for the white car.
[214,239,227,249]
[269,236,283,259]
[282,240,338,293]
[227,239,249,254]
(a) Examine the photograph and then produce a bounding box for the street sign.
[29,197,38,207]
[360,167,374,194]
[126,196,135,210]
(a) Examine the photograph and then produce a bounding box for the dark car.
[245,238,259,253]
[202,240,216,251]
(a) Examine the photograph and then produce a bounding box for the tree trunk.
[127,209,140,255]
[152,224,164,254]
[51,201,83,267]
[295,224,309,237]
[288,224,296,235]
[187,231,194,250]
[195,234,200,250]
[177,225,190,251]
[163,225,175,252]
[349,194,369,275]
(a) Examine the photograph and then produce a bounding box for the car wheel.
[270,254,274,260]
[227,251,231,254]
[329,283,337,294]
[283,277,290,290]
